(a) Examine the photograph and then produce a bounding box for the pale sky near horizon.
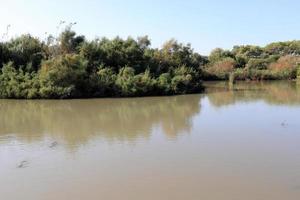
[0,0,299,55]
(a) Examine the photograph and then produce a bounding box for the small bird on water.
[49,141,58,148]
[281,120,288,127]
[17,161,28,168]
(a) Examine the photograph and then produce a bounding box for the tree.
[246,58,270,70]
[115,66,137,96]
[133,69,156,95]
[0,62,40,98]
[232,45,264,59]
[87,67,117,97]
[7,34,45,71]
[206,57,237,79]
[268,55,300,79]
[0,43,9,67]
[171,65,203,94]
[59,27,85,54]
[157,73,172,94]
[209,48,234,64]
[264,41,300,56]
[39,54,87,98]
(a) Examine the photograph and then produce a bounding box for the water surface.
[1,81,300,200]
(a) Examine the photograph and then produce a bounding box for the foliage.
[264,41,300,56]
[171,65,203,94]
[87,67,117,97]
[268,55,300,71]
[38,54,88,98]
[1,26,300,99]
[115,66,137,96]
[115,67,157,97]
[157,73,172,94]
[59,27,85,54]
[233,69,276,81]
[0,62,40,98]
[208,48,234,64]
[132,69,157,95]
[246,58,273,70]
[204,41,300,80]
[205,57,237,79]
[0,43,9,67]
[6,35,45,71]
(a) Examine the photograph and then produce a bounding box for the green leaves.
[6,34,45,71]
[0,62,40,98]
[38,54,88,98]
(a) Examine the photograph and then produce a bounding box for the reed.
[229,72,236,88]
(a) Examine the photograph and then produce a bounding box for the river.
[1,81,300,200]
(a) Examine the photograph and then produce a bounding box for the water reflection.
[1,82,300,200]
[0,95,201,145]
[1,81,300,146]
[205,81,300,107]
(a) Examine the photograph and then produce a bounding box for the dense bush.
[87,67,117,97]
[0,62,40,98]
[205,57,237,79]
[115,66,139,96]
[6,35,45,71]
[0,43,9,67]
[171,65,203,94]
[38,54,88,98]
[246,58,270,70]
[233,69,276,81]
[204,41,300,81]
[1,26,300,99]
[0,27,205,99]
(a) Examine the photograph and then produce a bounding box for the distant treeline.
[204,42,300,81]
[0,26,300,99]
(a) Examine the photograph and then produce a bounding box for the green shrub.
[115,66,137,96]
[115,67,158,97]
[2,27,300,99]
[133,69,157,95]
[246,58,270,70]
[171,65,203,94]
[0,62,40,98]
[38,54,88,98]
[158,73,172,94]
[94,67,117,96]
[7,35,45,71]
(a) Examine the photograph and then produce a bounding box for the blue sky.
[0,0,299,55]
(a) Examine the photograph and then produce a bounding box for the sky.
[0,0,299,55]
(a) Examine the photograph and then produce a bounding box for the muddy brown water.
[1,81,300,200]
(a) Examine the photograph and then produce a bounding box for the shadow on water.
[0,95,201,146]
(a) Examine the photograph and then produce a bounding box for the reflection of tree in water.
[205,81,300,107]
[0,95,201,146]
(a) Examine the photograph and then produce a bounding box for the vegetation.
[0,26,205,99]
[1,25,300,99]
[204,43,300,81]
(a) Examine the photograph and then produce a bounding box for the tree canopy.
[0,27,300,99]
[0,27,205,99]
